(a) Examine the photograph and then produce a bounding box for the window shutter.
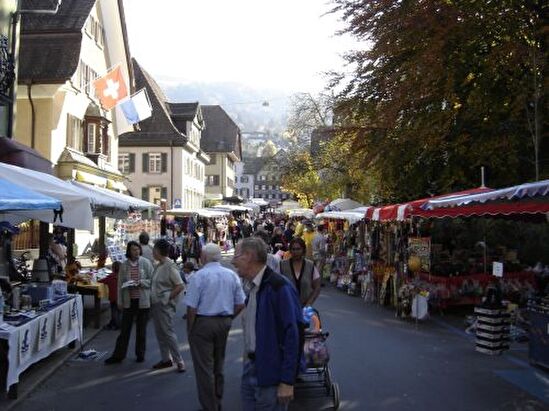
[142,153,149,172]
[161,153,168,173]
[141,187,148,201]
[129,153,135,173]
[161,187,168,201]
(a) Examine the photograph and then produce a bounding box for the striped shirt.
[129,261,140,299]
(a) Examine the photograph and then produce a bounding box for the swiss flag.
[93,66,128,110]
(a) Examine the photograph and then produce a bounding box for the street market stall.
[315,207,371,293]
[0,178,84,398]
[362,183,549,320]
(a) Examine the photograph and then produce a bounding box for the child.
[100,261,121,330]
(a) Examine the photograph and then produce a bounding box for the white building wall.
[180,149,205,209]
[98,0,134,163]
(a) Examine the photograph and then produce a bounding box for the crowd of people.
[98,212,329,411]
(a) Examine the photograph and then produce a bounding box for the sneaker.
[104,357,122,365]
[152,360,173,369]
[176,362,186,373]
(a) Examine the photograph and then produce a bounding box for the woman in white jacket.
[105,241,154,364]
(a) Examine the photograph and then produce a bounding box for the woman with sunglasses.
[279,237,321,307]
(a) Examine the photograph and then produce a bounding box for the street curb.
[4,327,104,411]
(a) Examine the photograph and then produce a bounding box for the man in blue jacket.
[232,237,304,411]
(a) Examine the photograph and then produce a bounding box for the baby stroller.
[294,307,340,410]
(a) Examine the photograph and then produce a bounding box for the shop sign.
[492,262,503,278]
[408,237,431,273]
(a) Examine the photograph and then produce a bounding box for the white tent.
[71,181,159,216]
[278,200,301,212]
[325,198,364,212]
[166,208,229,218]
[242,202,260,213]
[211,204,250,212]
[316,206,370,224]
[0,162,94,231]
[287,208,315,219]
[250,198,269,207]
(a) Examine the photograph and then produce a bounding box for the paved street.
[12,262,549,411]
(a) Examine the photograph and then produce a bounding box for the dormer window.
[83,109,110,157]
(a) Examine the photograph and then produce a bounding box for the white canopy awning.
[278,200,301,211]
[316,206,370,224]
[423,179,549,209]
[287,208,315,219]
[325,198,364,212]
[242,202,260,213]
[211,204,250,212]
[70,181,159,217]
[166,208,229,218]
[0,162,94,231]
[250,198,269,206]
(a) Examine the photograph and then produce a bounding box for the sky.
[122,0,357,93]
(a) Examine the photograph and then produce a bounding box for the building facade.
[200,105,242,202]
[11,0,133,252]
[15,0,131,189]
[252,151,291,205]
[235,160,254,200]
[118,59,208,209]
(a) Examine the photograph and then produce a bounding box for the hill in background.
[158,78,291,148]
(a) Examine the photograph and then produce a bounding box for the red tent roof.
[365,187,492,221]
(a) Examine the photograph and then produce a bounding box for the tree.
[286,92,335,147]
[329,0,547,202]
[260,140,278,157]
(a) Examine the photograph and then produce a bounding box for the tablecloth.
[0,294,83,392]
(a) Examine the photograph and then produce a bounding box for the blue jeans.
[241,360,288,411]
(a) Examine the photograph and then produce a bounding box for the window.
[209,155,216,165]
[66,114,82,151]
[86,123,96,153]
[227,177,234,188]
[261,185,266,190]
[240,176,249,183]
[149,153,162,173]
[118,153,130,174]
[77,60,98,96]
[254,185,259,190]
[118,153,134,174]
[85,16,104,47]
[206,175,220,186]
[259,175,266,181]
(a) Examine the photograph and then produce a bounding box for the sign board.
[173,198,182,208]
[408,237,431,273]
[492,262,504,278]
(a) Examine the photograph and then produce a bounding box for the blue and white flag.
[120,88,152,124]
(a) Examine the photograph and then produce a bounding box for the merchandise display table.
[67,283,108,329]
[0,295,83,398]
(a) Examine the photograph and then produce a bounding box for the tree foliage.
[327,0,547,202]
[286,92,335,146]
